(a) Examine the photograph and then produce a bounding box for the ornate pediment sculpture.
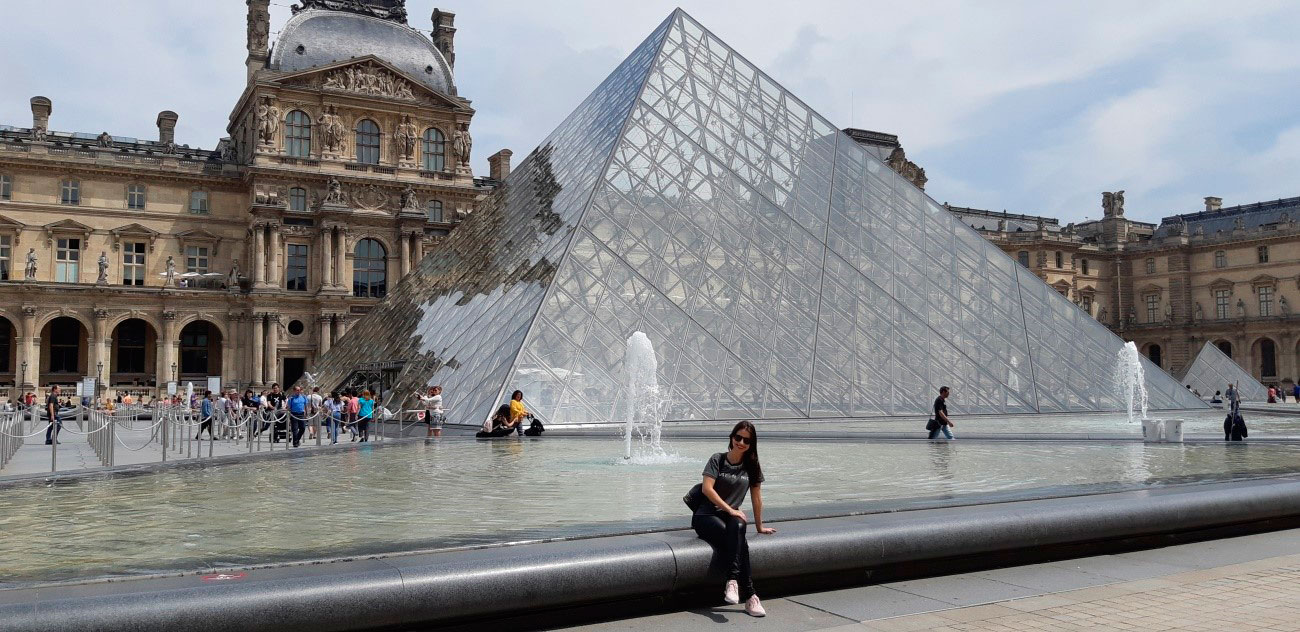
[321,62,416,100]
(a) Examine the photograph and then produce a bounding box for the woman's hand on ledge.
[756,526,776,535]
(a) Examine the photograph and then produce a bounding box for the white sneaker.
[723,580,739,605]
[745,594,766,617]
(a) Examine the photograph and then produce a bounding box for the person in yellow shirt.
[508,390,528,435]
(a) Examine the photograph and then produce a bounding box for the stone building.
[0,0,507,395]
[949,194,1300,389]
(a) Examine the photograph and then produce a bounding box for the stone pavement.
[559,528,1300,632]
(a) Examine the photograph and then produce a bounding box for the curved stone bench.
[4,475,1300,631]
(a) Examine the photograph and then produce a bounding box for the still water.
[2,437,1299,586]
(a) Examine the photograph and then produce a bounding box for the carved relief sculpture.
[256,96,279,146]
[395,115,418,161]
[24,248,37,280]
[97,131,113,147]
[97,251,109,284]
[324,177,346,205]
[318,105,346,155]
[1102,190,1126,217]
[401,184,420,211]
[321,62,415,100]
[247,0,270,52]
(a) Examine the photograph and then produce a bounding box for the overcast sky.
[3,1,1298,224]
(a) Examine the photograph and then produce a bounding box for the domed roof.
[270,8,455,96]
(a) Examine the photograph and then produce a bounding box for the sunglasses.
[731,433,752,445]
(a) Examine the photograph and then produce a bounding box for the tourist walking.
[196,390,216,440]
[1226,383,1241,415]
[927,386,955,440]
[688,420,774,617]
[324,391,344,444]
[356,390,375,442]
[307,386,323,440]
[419,386,445,438]
[44,385,63,445]
[346,390,360,441]
[1268,385,1277,404]
[287,385,309,447]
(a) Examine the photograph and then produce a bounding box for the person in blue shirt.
[287,385,310,447]
[196,390,216,440]
[357,390,375,442]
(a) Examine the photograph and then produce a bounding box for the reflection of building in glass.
[316,9,1205,425]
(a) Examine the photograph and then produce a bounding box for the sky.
[2,0,1298,225]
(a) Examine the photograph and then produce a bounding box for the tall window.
[285,110,311,157]
[1214,250,1226,268]
[355,119,380,164]
[184,245,209,273]
[1215,289,1230,320]
[126,184,146,209]
[115,319,147,374]
[422,128,446,172]
[180,322,210,375]
[1258,246,1269,263]
[289,187,307,212]
[1260,339,1277,377]
[427,199,443,223]
[55,238,80,282]
[1218,340,1233,358]
[60,179,80,205]
[353,238,387,298]
[48,318,80,373]
[1144,258,1155,274]
[1147,344,1162,368]
[1055,251,1063,269]
[286,243,308,291]
[188,191,209,214]
[1081,259,1089,275]
[1081,295,1093,315]
[1017,251,1030,267]
[1259,286,1274,317]
[122,242,145,286]
[1,174,11,200]
[1145,293,1159,323]
[0,235,9,281]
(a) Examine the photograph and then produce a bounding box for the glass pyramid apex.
[310,9,1207,424]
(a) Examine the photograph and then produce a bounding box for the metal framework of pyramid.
[310,10,1207,424]
[1179,342,1268,403]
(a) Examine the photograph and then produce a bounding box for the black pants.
[45,415,62,444]
[692,512,754,599]
[197,418,214,439]
[357,419,370,442]
[290,413,306,446]
[476,425,514,438]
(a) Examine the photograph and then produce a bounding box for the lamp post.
[171,362,178,382]
[20,360,28,387]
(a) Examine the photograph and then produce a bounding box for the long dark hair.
[728,420,763,483]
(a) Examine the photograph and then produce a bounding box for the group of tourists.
[475,390,543,437]
[188,383,379,447]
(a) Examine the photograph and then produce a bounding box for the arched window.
[180,321,212,375]
[1017,251,1030,267]
[353,238,387,298]
[1217,340,1233,358]
[426,199,443,223]
[288,186,307,212]
[355,119,380,164]
[1146,344,1162,368]
[422,128,446,172]
[285,110,311,157]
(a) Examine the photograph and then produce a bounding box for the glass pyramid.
[1179,342,1268,403]
[310,10,1207,423]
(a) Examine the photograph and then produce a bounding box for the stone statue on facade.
[324,177,346,205]
[318,106,346,155]
[256,96,279,146]
[1163,302,1173,325]
[1281,296,1291,317]
[97,131,113,147]
[227,260,241,288]
[1097,306,1108,325]
[395,115,418,161]
[1193,302,1203,322]
[1126,308,1136,328]
[1236,298,1246,318]
[23,248,37,280]
[1102,190,1125,217]
[1233,216,1245,231]
[164,255,177,286]
[453,126,472,167]
[400,184,420,211]
[97,251,109,284]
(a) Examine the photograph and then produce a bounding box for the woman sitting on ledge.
[692,420,775,617]
[476,404,517,438]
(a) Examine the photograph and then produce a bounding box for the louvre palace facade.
[0,1,512,395]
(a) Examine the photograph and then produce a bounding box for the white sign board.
[75,382,84,397]
[207,376,222,395]
[82,377,96,399]
[167,381,178,396]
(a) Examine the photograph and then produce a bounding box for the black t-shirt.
[46,393,60,420]
[697,452,764,516]
[266,392,285,409]
[933,396,947,422]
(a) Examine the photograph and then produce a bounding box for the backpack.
[523,417,545,436]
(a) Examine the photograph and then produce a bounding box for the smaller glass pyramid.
[1179,342,1268,403]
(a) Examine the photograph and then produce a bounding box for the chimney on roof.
[30,96,51,140]
[246,0,271,83]
[431,8,456,70]
[1204,196,1222,212]
[156,111,178,145]
[488,149,513,182]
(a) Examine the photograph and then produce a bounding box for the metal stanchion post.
[315,410,322,447]
[161,408,168,463]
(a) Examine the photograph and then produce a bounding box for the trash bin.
[1164,418,1184,443]
[1142,419,1163,443]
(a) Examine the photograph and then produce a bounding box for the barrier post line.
[161,407,168,463]
[315,410,322,447]
[209,413,214,458]
[109,413,116,467]
[50,404,57,474]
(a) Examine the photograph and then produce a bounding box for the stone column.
[264,314,279,386]
[251,314,264,387]
[318,315,332,357]
[92,309,109,385]
[413,234,424,266]
[320,226,334,288]
[19,306,37,388]
[161,310,177,387]
[335,229,348,292]
[268,226,282,288]
[399,232,411,278]
[252,224,266,286]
